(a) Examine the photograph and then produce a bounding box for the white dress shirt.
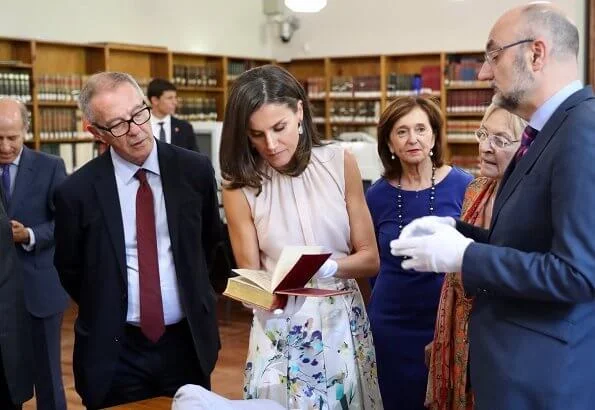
[151,114,172,144]
[110,142,184,325]
[3,147,35,251]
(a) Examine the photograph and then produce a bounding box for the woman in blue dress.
[365,96,473,409]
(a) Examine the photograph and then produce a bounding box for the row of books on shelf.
[37,73,86,102]
[450,155,480,176]
[329,101,380,123]
[176,97,218,121]
[330,76,381,98]
[172,64,219,88]
[38,108,85,140]
[444,58,486,84]
[0,72,31,102]
[304,77,325,99]
[40,142,98,175]
[304,70,441,100]
[387,66,441,95]
[446,120,482,142]
[446,90,493,113]
[228,61,263,81]
[445,80,492,88]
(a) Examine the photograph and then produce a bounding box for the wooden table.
[107,396,172,409]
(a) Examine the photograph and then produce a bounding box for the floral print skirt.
[244,278,383,410]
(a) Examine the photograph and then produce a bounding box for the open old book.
[223,246,351,311]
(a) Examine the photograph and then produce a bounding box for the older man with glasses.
[53,72,231,409]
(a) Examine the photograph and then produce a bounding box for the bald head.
[0,98,28,165]
[495,2,578,61]
[0,98,29,132]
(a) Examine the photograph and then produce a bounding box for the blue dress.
[365,167,473,410]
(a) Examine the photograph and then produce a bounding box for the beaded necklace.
[396,165,436,235]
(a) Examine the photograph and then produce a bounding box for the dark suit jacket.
[457,87,595,408]
[9,147,68,318]
[53,141,229,408]
[171,116,198,152]
[0,185,33,405]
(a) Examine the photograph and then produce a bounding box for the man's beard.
[493,54,534,112]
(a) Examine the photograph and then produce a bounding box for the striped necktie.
[1,164,11,205]
[515,125,538,161]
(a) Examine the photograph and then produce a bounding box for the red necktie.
[135,169,165,343]
[515,125,538,161]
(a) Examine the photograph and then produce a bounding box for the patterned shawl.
[425,177,498,410]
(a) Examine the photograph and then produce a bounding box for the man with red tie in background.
[54,72,229,409]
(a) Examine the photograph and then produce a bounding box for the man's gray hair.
[0,97,30,132]
[78,72,145,123]
[521,3,579,60]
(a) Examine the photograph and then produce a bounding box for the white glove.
[390,224,473,273]
[399,216,456,239]
[272,295,306,317]
[314,259,338,279]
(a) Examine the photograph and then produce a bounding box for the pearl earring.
[429,149,434,157]
[391,153,395,160]
[298,122,303,135]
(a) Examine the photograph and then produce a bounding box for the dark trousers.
[97,320,208,409]
[31,312,66,410]
[0,352,22,410]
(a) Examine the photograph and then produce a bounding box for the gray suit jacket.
[8,147,68,317]
[0,185,33,404]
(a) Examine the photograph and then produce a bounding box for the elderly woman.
[425,103,526,410]
[365,96,473,409]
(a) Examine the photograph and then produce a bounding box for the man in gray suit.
[0,183,33,409]
[0,98,68,410]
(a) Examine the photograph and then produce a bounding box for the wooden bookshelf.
[0,37,33,65]
[441,51,491,172]
[279,51,488,169]
[279,58,328,137]
[170,52,225,121]
[1,34,493,172]
[32,41,106,152]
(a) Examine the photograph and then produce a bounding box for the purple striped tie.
[1,164,10,204]
[515,125,538,161]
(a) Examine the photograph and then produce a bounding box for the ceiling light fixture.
[284,0,327,13]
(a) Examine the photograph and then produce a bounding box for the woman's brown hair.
[219,64,322,190]
[377,96,444,180]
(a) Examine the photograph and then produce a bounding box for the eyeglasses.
[475,128,519,149]
[484,39,534,65]
[93,106,151,138]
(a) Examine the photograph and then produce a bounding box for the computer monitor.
[190,121,223,186]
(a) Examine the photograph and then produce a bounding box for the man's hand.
[390,224,473,273]
[10,220,30,244]
[399,216,456,240]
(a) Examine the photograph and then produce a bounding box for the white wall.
[272,0,586,80]
[0,0,587,79]
[0,0,274,58]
